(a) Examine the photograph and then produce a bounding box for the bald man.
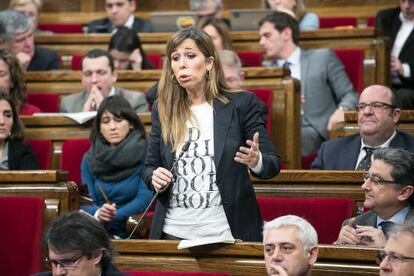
[312,85,414,170]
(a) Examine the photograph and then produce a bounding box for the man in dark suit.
[259,11,357,156]
[0,9,59,71]
[376,0,414,109]
[34,212,126,276]
[87,0,152,33]
[312,85,414,170]
[335,148,414,247]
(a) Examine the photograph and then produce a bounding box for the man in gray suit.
[60,49,147,113]
[336,148,414,247]
[259,11,357,156]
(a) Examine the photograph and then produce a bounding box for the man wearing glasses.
[312,85,414,170]
[35,212,125,276]
[378,223,414,275]
[376,0,414,109]
[335,147,414,247]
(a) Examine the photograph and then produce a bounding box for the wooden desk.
[112,240,379,275]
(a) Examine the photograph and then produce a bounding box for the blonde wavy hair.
[157,27,231,150]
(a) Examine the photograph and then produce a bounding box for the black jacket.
[8,140,39,170]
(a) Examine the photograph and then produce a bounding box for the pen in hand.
[98,184,110,204]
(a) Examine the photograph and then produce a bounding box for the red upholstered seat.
[0,196,44,275]
[367,16,376,27]
[246,87,272,135]
[147,53,163,69]
[334,48,364,94]
[319,17,357,28]
[123,271,229,276]
[27,92,60,113]
[38,23,84,33]
[25,140,52,170]
[237,51,262,67]
[60,139,90,186]
[257,197,355,244]
[301,152,317,169]
[71,54,83,70]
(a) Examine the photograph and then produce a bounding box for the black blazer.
[33,263,125,276]
[8,140,39,170]
[27,47,59,71]
[376,7,414,86]
[87,17,153,33]
[143,91,281,241]
[311,131,414,170]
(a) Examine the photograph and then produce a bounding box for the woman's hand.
[97,203,117,222]
[152,167,173,191]
[234,132,260,168]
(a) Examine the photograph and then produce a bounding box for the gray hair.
[0,9,33,41]
[263,215,318,252]
[219,49,242,73]
[189,0,222,11]
[388,222,414,240]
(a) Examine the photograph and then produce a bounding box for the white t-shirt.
[163,102,233,240]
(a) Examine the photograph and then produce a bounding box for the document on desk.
[177,236,236,249]
[33,111,97,124]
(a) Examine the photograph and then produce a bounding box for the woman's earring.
[205,70,211,80]
[172,74,178,84]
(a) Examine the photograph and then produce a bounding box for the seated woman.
[108,26,154,70]
[0,91,38,169]
[266,0,319,30]
[9,0,46,34]
[196,17,232,50]
[81,95,153,238]
[0,49,41,115]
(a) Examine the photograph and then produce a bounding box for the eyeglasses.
[376,251,414,264]
[355,102,395,112]
[45,254,83,270]
[363,172,397,185]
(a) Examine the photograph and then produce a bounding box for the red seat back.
[237,51,262,67]
[27,92,60,113]
[367,16,376,27]
[60,139,91,186]
[25,140,52,170]
[0,196,44,275]
[319,17,357,28]
[257,197,355,244]
[71,54,83,71]
[123,271,229,276]
[246,87,273,135]
[38,23,84,33]
[334,48,364,93]
[147,53,163,69]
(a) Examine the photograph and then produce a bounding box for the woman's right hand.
[97,203,117,222]
[152,167,173,191]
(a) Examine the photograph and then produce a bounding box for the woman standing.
[81,95,152,238]
[144,27,281,242]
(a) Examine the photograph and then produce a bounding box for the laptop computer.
[150,11,198,32]
[229,9,273,31]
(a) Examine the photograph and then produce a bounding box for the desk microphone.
[127,140,191,239]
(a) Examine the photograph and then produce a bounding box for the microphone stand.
[127,141,191,239]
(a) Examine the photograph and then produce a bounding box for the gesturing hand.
[152,167,173,192]
[234,132,260,169]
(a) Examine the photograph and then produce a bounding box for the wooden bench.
[0,170,79,227]
[329,110,414,139]
[24,67,302,169]
[112,240,380,275]
[34,27,389,87]
[252,170,365,214]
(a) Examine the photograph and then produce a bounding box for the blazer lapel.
[300,50,310,97]
[338,136,361,169]
[389,131,404,148]
[213,98,233,169]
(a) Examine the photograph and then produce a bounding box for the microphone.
[127,140,191,239]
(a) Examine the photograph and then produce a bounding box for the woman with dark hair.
[144,27,281,242]
[196,17,232,50]
[81,95,152,238]
[108,26,154,70]
[0,91,38,169]
[0,49,41,115]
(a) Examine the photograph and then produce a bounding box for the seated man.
[263,215,318,276]
[0,9,59,71]
[312,85,414,170]
[336,147,414,247]
[376,0,414,109]
[189,0,231,27]
[87,0,152,33]
[378,223,414,276]
[35,211,125,276]
[259,11,357,156]
[60,49,147,113]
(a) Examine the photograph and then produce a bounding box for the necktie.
[379,221,395,238]
[356,147,375,170]
[282,61,291,68]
